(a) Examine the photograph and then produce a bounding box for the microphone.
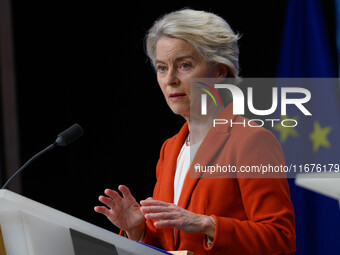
[1,123,84,190]
[55,123,84,146]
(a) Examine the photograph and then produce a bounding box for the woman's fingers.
[94,206,111,217]
[140,199,177,217]
[118,185,135,201]
[104,189,122,203]
[97,187,129,209]
[95,193,204,234]
[141,199,179,222]
[139,199,204,233]
[140,198,170,207]
[94,186,146,233]
[96,187,126,214]
[98,195,116,208]
[144,211,176,220]
[96,185,138,211]
[141,205,173,214]
[154,219,180,228]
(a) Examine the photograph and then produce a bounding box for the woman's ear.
[217,64,229,78]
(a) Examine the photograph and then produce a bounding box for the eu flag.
[337,0,340,78]
[275,0,340,254]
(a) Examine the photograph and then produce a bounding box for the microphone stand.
[1,123,83,190]
[1,143,57,189]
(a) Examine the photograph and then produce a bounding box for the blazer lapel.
[177,103,235,208]
[176,129,231,208]
[156,122,188,251]
[174,103,236,247]
[158,122,189,204]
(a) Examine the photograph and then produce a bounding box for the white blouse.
[173,140,202,205]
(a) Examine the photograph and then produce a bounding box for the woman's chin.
[171,109,190,121]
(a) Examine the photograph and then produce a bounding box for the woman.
[95,9,296,254]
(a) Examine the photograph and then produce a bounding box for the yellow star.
[309,121,331,152]
[274,115,299,143]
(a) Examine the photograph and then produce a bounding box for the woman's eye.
[180,62,191,70]
[157,65,167,72]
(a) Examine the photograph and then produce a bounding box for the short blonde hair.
[145,8,241,80]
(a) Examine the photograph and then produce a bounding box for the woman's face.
[155,37,224,122]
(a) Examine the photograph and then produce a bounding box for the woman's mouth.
[169,93,186,101]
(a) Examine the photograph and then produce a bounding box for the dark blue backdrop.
[276,0,340,254]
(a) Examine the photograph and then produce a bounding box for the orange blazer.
[138,104,296,254]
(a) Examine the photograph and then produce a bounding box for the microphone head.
[55,123,83,146]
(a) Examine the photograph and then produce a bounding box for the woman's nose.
[165,68,180,86]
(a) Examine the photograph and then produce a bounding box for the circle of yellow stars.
[274,115,332,153]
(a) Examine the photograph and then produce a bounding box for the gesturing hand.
[94,185,145,240]
[140,198,215,238]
